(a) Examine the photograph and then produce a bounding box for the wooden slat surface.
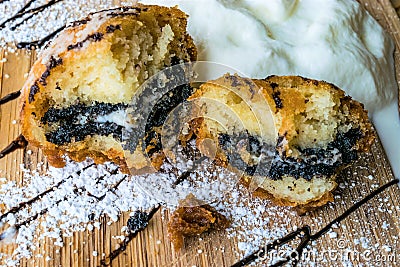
[1,0,400,266]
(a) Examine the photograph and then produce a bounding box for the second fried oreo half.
[184,74,374,210]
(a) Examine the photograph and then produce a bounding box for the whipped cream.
[141,0,396,113]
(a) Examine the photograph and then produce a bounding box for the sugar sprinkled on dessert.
[0,159,157,261]
[0,157,292,264]
[0,159,398,265]
[0,0,118,50]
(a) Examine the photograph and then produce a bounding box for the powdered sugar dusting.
[0,154,399,265]
[0,0,121,50]
[0,158,159,263]
[221,184,295,257]
[0,153,300,266]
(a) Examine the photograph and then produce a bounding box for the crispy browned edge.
[239,174,339,214]
[255,75,375,155]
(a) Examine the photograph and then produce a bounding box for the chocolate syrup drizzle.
[99,205,161,267]
[0,0,35,30]
[0,163,95,222]
[0,0,62,30]
[86,173,129,202]
[172,156,209,188]
[97,163,196,265]
[0,135,28,159]
[0,165,124,241]
[16,25,65,50]
[0,90,21,105]
[0,89,25,158]
[231,178,400,267]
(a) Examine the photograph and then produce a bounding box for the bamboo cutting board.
[1,0,400,266]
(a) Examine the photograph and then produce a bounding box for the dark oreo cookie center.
[42,102,127,145]
[144,83,194,157]
[219,128,362,181]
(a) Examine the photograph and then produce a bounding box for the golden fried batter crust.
[20,5,197,170]
[187,74,374,209]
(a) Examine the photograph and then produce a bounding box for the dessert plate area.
[1,0,400,266]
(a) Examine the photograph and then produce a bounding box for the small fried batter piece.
[167,194,230,250]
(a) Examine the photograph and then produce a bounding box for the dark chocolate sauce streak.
[0,163,96,222]
[87,173,129,202]
[0,90,21,105]
[16,25,65,50]
[172,156,209,188]
[99,155,200,266]
[67,32,104,50]
[0,0,62,30]
[231,178,400,267]
[0,0,65,49]
[99,205,161,267]
[0,135,28,159]
[0,0,36,30]
[10,12,35,31]
[0,165,123,239]
[13,187,88,232]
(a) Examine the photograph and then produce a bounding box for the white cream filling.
[95,109,127,126]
